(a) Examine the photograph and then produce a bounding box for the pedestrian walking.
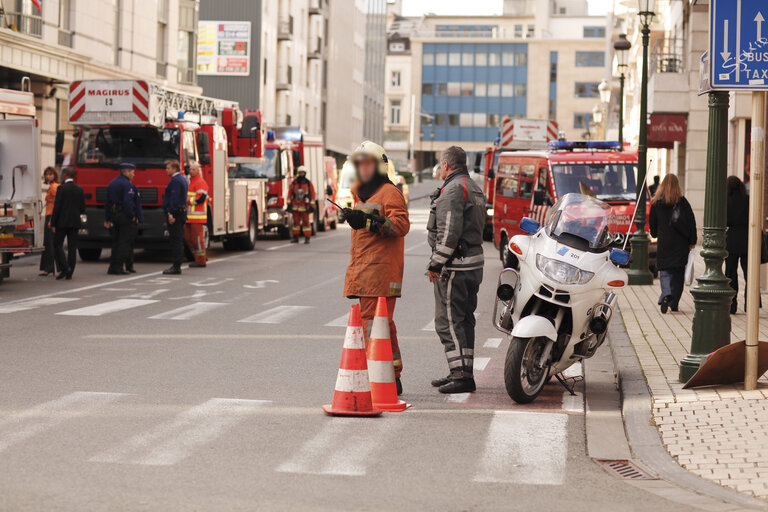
[342,141,410,394]
[428,146,486,394]
[125,174,143,274]
[184,161,209,267]
[649,175,660,196]
[50,167,85,280]
[162,160,188,275]
[288,166,315,244]
[725,176,752,314]
[649,174,697,314]
[105,163,142,275]
[39,167,59,277]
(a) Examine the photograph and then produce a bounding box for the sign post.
[708,0,767,389]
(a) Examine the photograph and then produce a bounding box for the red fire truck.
[478,119,559,240]
[492,140,656,272]
[68,79,267,259]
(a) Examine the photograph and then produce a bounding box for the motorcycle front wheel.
[504,337,551,404]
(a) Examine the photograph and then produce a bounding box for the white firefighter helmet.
[296,165,307,175]
[351,141,389,176]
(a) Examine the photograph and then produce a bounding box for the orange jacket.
[288,177,315,212]
[344,182,410,298]
[187,174,209,224]
[44,182,59,216]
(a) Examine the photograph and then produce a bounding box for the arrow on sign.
[757,12,765,41]
[721,19,730,61]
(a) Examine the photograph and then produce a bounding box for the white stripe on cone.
[334,368,371,393]
[344,326,365,349]
[369,315,389,340]
[367,360,396,383]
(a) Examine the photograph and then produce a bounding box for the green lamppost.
[614,34,631,147]
[627,0,655,285]
[679,92,736,382]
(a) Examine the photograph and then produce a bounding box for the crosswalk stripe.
[324,313,349,327]
[421,319,435,331]
[473,411,567,485]
[149,302,226,321]
[474,357,491,371]
[446,393,471,403]
[89,398,269,466]
[277,418,396,476]
[0,297,80,314]
[0,392,127,453]
[238,305,313,324]
[56,299,159,317]
[483,337,503,348]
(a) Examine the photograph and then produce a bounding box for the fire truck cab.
[493,140,656,272]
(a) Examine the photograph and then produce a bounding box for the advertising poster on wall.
[197,21,251,76]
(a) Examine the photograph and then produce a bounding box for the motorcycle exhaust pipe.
[589,292,617,335]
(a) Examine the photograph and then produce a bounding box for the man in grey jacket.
[427,146,486,394]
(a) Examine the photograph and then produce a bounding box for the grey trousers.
[433,268,483,379]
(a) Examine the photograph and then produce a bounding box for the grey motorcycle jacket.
[427,169,485,272]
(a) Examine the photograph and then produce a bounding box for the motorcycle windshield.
[545,193,613,251]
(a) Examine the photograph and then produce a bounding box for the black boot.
[163,266,181,275]
[431,375,451,387]
[396,377,403,395]
[660,296,670,314]
[439,378,476,394]
[290,236,299,244]
[304,237,310,244]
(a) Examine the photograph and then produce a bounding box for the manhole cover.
[596,459,658,480]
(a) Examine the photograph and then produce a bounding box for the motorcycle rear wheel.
[504,336,551,404]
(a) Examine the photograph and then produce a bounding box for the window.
[462,52,474,65]
[583,26,606,38]
[475,83,487,96]
[501,84,514,97]
[449,52,461,66]
[514,24,523,38]
[460,83,473,96]
[448,114,459,126]
[473,113,486,127]
[423,52,435,65]
[459,113,473,127]
[527,24,535,38]
[574,82,600,98]
[436,53,448,65]
[489,52,500,66]
[422,83,434,95]
[515,84,526,96]
[437,83,447,95]
[515,53,527,66]
[502,52,515,66]
[390,100,401,124]
[574,112,593,129]
[488,113,500,126]
[549,51,558,120]
[263,59,267,85]
[389,42,406,52]
[391,71,401,87]
[487,83,500,96]
[435,114,446,126]
[496,163,520,198]
[520,164,536,199]
[575,51,605,67]
[476,52,488,66]
[177,0,198,84]
[447,82,460,96]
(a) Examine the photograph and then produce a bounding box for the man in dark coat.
[50,167,86,280]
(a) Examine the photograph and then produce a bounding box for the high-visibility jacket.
[288,177,315,212]
[187,174,209,224]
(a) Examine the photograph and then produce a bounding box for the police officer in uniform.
[162,159,188,275]
[105,163,142,275]
[125,171,143,273]
[427,146,486,394]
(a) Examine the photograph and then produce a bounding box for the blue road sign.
[710,0,768,90]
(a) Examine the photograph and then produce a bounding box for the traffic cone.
[366,297,411,412]
[322,304,382,417]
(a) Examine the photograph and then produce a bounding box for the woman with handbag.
[649,174,697,313]
[725,176,754,314]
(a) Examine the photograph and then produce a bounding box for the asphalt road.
[0,180,697,511]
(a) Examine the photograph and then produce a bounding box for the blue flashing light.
[520,217,540,235]
[177,111,184,120]
[610,249,630,266]
[548,140,622,151]
[266,130,276,142]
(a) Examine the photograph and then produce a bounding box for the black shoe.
[304,237,310,244]
[290,237,299,244]
[660,296,670,314]
[65,273,73,280]
[189,263,206,268]
[162,267,181,275]
[671,305,679,312]
[125,267,137,274]
[431,376,451,387]
[56,272,68,280]
[396,377,403,396]
[439,378,476,394]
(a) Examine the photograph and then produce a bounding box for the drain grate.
[596,459,658,480]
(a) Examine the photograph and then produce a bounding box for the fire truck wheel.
[238,207,258,251]
[78,248,102,262]
[317,211,327,232]
[222,239,239,251]
[330,218,337,230]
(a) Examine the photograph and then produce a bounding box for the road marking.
[57,299,159,317]
[266,243,294,251]
[473,411,567,485]
[128,289,168,300]
[445,393,471,403]
[421,319,435,331]
[238,305,313,324]
[149,302,227,321]
[190,277,234,287]
[84,333,435,341]
[0,392,127,453]
[169,290,223,300]
[561,391,584,413]
[0,297,79,314]
[474,357,491,371]
[277,419,395,476]
[263,275,343,306]
[89,398,269,466]
[483,337,503,349]
[243,280,279,289]
[325,312,349,327]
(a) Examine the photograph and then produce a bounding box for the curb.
[606,308,768,511]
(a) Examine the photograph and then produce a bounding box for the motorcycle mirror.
[496,283,515,302]
[520,217,540,235]
[610,248,630,266]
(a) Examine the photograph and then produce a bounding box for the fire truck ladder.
[151,83,240,120]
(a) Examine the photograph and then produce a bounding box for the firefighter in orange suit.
[288,166,315,244]
[342,141,410,395]
[184,161,209,267]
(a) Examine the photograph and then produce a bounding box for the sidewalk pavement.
[618,259,768,501]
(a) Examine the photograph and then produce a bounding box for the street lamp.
[614,33,631,147]
[598,80,611,139]
[592,103,603,138]
[627,0,655,286]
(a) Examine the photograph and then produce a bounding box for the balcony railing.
[651,37,684,75]
[58,29,73,47]
[4,11,42,38]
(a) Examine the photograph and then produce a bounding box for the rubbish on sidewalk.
[682,340,768,389]
[322,304,382,416]
[366,297,411,412]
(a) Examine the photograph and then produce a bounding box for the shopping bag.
[684,249,696,286]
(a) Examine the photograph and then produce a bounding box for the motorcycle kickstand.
[554,373,583,396]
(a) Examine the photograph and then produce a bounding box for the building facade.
[363,0,387,144]
[0,0,200,167]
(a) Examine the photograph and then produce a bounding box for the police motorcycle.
[492,193,629,404]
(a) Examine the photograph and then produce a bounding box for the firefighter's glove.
[365,215,386,234]
[194,193,207,205]
[344,208,367,230]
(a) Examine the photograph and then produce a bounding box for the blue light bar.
[548,140,622,151]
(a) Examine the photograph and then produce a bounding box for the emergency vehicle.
[0,79,44,283]
[68,79,267,258]
[492,140,656,272]
[478,118,559,240]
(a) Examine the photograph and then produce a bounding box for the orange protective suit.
[289,176,315,239]
[184,173,209,266]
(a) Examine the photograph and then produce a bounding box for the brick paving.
[619,266,768,501]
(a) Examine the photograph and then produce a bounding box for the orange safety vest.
[187,174,209,223]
